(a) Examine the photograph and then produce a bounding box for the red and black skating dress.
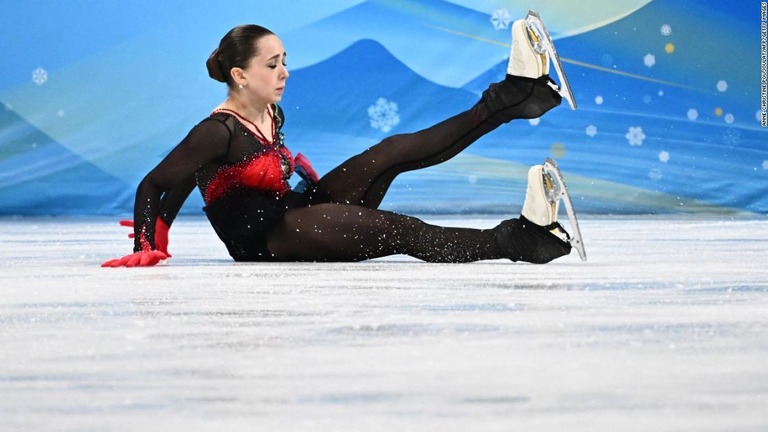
[133,104,313,261]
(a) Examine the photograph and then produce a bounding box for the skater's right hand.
[102,229,169,268]
[119,218,171,256]
[101,249,169,268]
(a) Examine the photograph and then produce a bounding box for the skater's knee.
[367,133,413,161]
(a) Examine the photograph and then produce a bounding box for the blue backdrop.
[1,0,766,216]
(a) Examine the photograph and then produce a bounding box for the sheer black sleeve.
[132,118,232,251]
[156,172,197,226]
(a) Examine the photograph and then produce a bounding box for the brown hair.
[206,24,275,86]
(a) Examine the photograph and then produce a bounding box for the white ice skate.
[507,18,550,79]
[513,10,577,110]
[522,158,587,261]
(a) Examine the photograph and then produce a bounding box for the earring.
[238,84,244,89]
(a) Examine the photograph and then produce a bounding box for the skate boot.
[508,18,550,79]
[524,10,578,109]
[473,18,563,124]
[492,164,573,264]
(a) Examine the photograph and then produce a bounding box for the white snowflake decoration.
[32,67,48,85]
[762,160,768,170]
[716,80,728,92]
[594,95,604,105]
[586,125,598,137]
[468,175,478,184]
[600,53,614,68]
[687,108,698,121]
[626,126,646,146]
[659,151,670,163]
[722,128,740,147]
[367,97,400,133]
[490,9,512,30]
[660,24,672,36]
[644,53,656,68]
[724,113,734,124]
[528,118,540,126]
[649,167,663,181]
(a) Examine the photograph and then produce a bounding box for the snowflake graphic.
[722,128,740,147]
[490,9,512,30]
[659,151,670,163]
[649,167,663,181]
[643,53,656,68]
[594,95,604,105]
[626,126,646,146]
[600,53,614,68]
[687,108,698,121]
[367,97,400,133]
[762,160,768,170]
[716,80,728,92]
[586,125,598,137]
[724,113,734,124]
[32,67,48,85]
[660,24,672,36]
[528,118,540,126]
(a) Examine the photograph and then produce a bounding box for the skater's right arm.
[102,118,232,267]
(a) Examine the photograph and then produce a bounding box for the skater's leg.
[314,74,562,208]
[313,17,563,209]
[267,170,573,264]
[266,203,500,263]
[494,162,573,264]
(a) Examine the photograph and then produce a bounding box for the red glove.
[101,232,169,268]
[101,249,168,267]
[119,218,171,256]
[101,218,171,268]
[294,153,320,183]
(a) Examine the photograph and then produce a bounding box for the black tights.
[267,75,561,262]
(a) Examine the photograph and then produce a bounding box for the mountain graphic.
[281,0,511,89]
[280,38,481,139]
[0,108,131,215]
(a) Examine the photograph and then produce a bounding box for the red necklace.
[215,106,276,145]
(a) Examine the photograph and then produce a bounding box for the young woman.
[103,19,573,267]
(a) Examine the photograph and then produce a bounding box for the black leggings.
[267,75,561,262]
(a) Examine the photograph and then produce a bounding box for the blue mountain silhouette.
[280,38,481,139]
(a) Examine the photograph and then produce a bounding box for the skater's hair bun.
[206,49,227,83]
[206,24,275,87]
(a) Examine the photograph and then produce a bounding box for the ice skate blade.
[525,10,577,110]
[543,158,586,261]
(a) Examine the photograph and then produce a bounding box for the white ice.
[1,215,767,431]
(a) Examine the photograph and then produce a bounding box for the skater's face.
[230,35,289,104]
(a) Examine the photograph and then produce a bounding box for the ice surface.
[1,215,767,431]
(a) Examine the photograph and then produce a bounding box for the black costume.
[133,75,571,263]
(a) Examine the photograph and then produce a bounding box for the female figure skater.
[103,19,573,267]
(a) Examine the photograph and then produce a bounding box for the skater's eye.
[266,53,287,69]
